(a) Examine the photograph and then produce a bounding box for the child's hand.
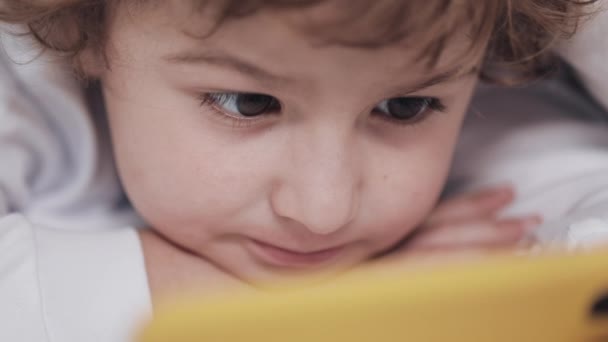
[399,186,541,256]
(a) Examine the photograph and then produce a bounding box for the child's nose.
[270,130,361,235]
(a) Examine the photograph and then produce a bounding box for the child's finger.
[409,215,542,252]
[426,186,515,225]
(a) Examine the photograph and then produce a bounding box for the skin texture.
[84,2,536,300]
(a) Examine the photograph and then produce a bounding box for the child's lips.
[246,239,345,268]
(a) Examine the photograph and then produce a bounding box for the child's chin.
[235,256,365,289]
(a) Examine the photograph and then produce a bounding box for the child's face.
[96,3,481,283]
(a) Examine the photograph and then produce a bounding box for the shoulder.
[0,214,152,341]
[0,214,48,341]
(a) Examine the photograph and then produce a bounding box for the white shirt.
[0,28,151,342]
[0,214,151,342]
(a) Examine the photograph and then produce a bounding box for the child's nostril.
[591,293,608,318]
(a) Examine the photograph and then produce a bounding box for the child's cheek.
[360,111,467,248]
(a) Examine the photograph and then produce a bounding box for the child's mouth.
[246,239,345,269]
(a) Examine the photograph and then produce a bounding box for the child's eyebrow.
[164,49,475,92]
[163,49,292,87]
[390,67,477,95]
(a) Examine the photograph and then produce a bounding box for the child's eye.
[374,97,445,124]
[201,92,281,118]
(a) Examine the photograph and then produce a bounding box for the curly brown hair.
[0,0,599,83]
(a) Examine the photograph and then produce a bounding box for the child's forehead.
[132,0,489,54]
[122,0,487,74]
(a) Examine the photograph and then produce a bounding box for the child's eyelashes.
[199,92,446,128]
[372,97,446,126]
[199,92,280,127]
[202,93,281,117]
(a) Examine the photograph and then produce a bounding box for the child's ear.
[77,46,106,79]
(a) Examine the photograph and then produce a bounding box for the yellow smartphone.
[138,250,608,342]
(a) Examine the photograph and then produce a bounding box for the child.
[0,0,595,341]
